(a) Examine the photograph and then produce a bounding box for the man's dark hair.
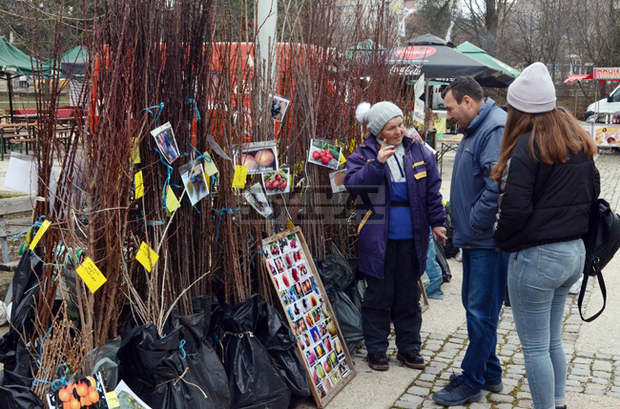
[441,77,483,103]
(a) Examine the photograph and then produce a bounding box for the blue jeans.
[461,248,508,390]
[508,239,585,409]
[425,229,444,299]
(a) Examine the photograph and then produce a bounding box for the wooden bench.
[0,196,34,269]
[0,123,36,160]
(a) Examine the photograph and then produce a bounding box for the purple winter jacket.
[344,135,446,279]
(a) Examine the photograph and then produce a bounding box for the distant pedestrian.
[432,77,508,406]
[491,62,599,409]
[345,101,446,372]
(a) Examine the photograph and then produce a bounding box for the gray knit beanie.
[507,62,556,113]
[355,101,403,136]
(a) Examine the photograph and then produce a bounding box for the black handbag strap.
[578,264,607,322]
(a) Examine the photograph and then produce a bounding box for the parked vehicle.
[585,85,620,121]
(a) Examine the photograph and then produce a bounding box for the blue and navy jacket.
[450,98,506,249]
[344,135,445,279]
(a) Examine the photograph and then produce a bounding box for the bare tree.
[408,0,456,40]
[456,0,517,54]
[565,0,619,95]
[503,0,570,78]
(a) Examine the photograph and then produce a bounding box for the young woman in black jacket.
[491,62,599,409]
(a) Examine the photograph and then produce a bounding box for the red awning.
[563,74,593,83]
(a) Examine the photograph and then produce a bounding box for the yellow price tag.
[105,391,120,408]
[136,241,159,272]
[76,257,107,293]
[338,153,347,167]
[165,186,181,214]
[134,171,144,199]
[203,151,219,177]
[29,220,51,250]
[131,139,141,164]
[286,218,295,230]
[232,165,248,189]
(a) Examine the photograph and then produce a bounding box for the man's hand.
[432,226,448,246]
[377,141,396,163]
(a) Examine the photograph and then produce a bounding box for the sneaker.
[397,350,425,369]
[367,352,389,371]
[449,373,503,393]
[483,377,503,393]
[432,374,482,406]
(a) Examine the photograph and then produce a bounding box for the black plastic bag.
[9,250,42,331]
[315,246,364,353]
[434,239,452,283]
[212,294,309,397]
[0,251,47,403]
[192,295,218,318]
[91,337,120,389]
[118,313,231,409]
[328,291,364,352]
[443,207,459,258]
[212,295,291,409]
[0,370,43,409]
[0,329,36,378]
[253,297,310,397]
[314,245,354,293]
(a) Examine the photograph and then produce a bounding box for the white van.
[585,85,620,121]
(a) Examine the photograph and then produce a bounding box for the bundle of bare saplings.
[0,1,414,408]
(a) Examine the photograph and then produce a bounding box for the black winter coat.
[494,132,600,252]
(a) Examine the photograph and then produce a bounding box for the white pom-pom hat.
[355,101,403,136]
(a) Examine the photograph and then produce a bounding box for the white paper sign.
[413,98,425,124]
[414,73,425,100]
[3,153,37,194]
[114,380,153,409]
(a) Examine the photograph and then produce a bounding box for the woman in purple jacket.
[345,101,447,371]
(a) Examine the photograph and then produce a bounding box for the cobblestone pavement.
[385,152,620,409]
[597,152,620,212]
[385,289,618,409]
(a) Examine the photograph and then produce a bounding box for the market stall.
[566,67,620,148]
[0,36,50,122]
[390,34,505,86]
[455,41,519,87]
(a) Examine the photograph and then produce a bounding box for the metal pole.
[423,78,430,142]
[7,74,14,123]
[256,0,278,95]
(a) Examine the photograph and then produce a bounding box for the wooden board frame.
[262,227,356,408]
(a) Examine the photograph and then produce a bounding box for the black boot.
[397,350,425,369]
[367,352,389,371]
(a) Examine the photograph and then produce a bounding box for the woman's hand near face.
[377,141,396,163]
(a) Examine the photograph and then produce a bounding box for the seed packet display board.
[262,227,356,408]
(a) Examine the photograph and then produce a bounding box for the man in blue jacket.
[432,78,508,406]
[345,101,446,372]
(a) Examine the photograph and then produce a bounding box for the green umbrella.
[61,46,88,64]
[0,36,50,121]
[456,41,520,79]
[61,45,88,75]
[0,36,50,75]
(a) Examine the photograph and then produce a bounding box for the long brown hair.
[490,106,596,181]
